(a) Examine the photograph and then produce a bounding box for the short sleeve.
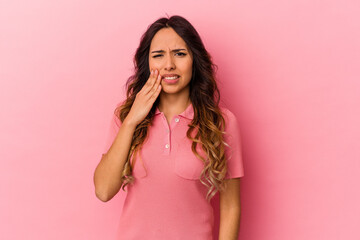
[102,107,123,155]
[222,108,245,179]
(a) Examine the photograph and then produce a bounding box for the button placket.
[161,114,181,155]
[160,113,171,155]
[164,131,171,154]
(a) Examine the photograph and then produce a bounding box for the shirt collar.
[155,102,194,120]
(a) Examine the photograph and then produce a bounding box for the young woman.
[94,15,244,240]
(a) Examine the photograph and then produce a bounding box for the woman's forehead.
[150,28,188,51]
[150,41,188,51]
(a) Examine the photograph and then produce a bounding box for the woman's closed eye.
[153,52,187,58]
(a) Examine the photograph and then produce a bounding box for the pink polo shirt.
[102,101,244,239]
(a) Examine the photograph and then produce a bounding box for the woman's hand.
[124,68,162,126]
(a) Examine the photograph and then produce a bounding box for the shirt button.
[165,144,169,148]
[174,118,179,122]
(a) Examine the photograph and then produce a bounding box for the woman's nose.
[164,55,176,70]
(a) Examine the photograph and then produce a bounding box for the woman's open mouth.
[162,75,180,84]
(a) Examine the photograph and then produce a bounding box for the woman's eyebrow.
[151,48,187,54]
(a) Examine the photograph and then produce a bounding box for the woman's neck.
[158,93,191,116]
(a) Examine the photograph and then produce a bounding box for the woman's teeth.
[164,76,179,80]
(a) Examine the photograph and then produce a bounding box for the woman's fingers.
[151,79,162,100]
[128,68,161,126]
[151,72,162,95]
[144,68,161,96]
[143,69,156,93]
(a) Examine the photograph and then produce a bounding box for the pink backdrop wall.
[1,0,359,239]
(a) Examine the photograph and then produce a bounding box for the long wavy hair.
[115,15,230,201]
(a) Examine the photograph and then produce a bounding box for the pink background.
[1,1,359,239]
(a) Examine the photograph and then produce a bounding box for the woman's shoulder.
[112,98,127,115]
[219,106,237,121]
[218,106,241,139]
[109,98,127,127]
[114,98,127,109]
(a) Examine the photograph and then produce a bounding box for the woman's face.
[149,27,193,96]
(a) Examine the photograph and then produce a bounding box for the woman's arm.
[93,118,137,202]
[218,178,241,240]
[94,68,162,202]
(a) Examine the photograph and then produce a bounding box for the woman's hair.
[115,15,229,201]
